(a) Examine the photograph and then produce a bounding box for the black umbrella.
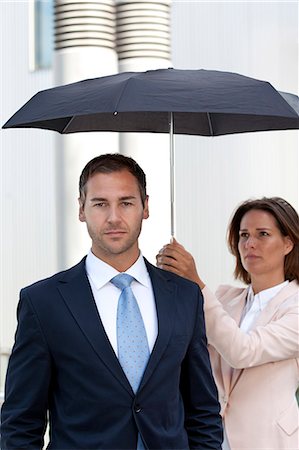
[3,68,299,134]
[3,68,299,234]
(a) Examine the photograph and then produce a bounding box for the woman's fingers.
[156,239,205,288]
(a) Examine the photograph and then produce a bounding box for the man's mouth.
[104,230,126,236]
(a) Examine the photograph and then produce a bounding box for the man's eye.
[122,202,133,207]
[94,203,106,207]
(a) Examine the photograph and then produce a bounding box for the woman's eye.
[239,232,248,238]
[260,231,269,236]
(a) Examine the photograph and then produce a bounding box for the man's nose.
[107,205,121,222]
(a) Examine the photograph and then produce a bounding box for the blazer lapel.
[230,282,298,391]
[225,289,248,326]
[57,259,133,396]
[253,280,298,327]
[138,261,176,392]
[223,290,247,393]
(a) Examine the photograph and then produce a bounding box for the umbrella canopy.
[3,68,299,135]
[3,68,299,236]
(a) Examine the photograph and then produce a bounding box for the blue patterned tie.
[111,273,149,449]
[111,273,150,392]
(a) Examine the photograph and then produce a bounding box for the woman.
[156,197,299,450]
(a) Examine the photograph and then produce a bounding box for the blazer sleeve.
[180,287,223,450]
[0,289,51,450]
[202,284,299,369]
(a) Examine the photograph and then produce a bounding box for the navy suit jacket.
[1,258,222,449]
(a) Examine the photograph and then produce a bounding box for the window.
[30,0,54,70]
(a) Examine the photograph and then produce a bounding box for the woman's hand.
[156,238,205,289]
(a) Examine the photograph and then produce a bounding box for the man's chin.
[101,240,133,256]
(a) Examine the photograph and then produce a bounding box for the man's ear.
[143,195,149,220]
[78,198,86,222]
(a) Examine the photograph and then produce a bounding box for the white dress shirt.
[239,280,289,332]
[222,279,289,450]
[85,250,158,356]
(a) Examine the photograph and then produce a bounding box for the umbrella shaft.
[169,112,174,237]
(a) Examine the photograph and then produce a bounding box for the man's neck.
[91,249,141,273]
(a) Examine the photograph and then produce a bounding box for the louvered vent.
[116,1,171,60]
[55,0,116,50]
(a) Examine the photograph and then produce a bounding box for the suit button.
[135,405,141,413]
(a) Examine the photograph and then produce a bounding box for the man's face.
[79,169,149,270]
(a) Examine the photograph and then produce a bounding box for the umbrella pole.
[169,111,175,238]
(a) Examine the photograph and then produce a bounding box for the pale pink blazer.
[203,281,299,450]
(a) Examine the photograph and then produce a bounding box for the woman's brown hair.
[227,197,299,284]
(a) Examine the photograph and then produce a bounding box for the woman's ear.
[284,236,294,256]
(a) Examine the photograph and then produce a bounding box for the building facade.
[1,0,298,400]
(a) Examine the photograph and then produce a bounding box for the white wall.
[171,0,299,290]
[0,2,56,392]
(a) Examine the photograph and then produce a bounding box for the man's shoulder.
[145,259,201,292]
[22,258,86,294]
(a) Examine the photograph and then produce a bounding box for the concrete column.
[116,0,172,263]
[54,0,119,268]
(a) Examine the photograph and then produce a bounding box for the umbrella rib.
[207,113,214,136]
[114,73,141,111]
[62,116,76,133]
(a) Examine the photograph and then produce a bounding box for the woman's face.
[238,209,293,283]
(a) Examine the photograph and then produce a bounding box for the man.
[1,154,222,449]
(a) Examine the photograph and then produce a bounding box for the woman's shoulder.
[202,284,247,308]
[279,280,299,308]
[287,279,299,292]
[215,284,248,306]
[215,284,247,302]
[215,280,298,306]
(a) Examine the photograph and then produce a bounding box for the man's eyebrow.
[119,196,137,201]
[89,197,107,202]
[89,196,137,202]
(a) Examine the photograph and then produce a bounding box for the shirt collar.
[247,280,289,312]
[85,250,150,290]
[258,280,289,301]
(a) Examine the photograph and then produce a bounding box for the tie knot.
[111,273,135,290]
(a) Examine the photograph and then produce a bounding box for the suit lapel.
[138,261,176,392]
[57,259,133,395]
[57,258,179,396]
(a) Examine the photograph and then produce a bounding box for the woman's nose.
[245,236,256,248]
